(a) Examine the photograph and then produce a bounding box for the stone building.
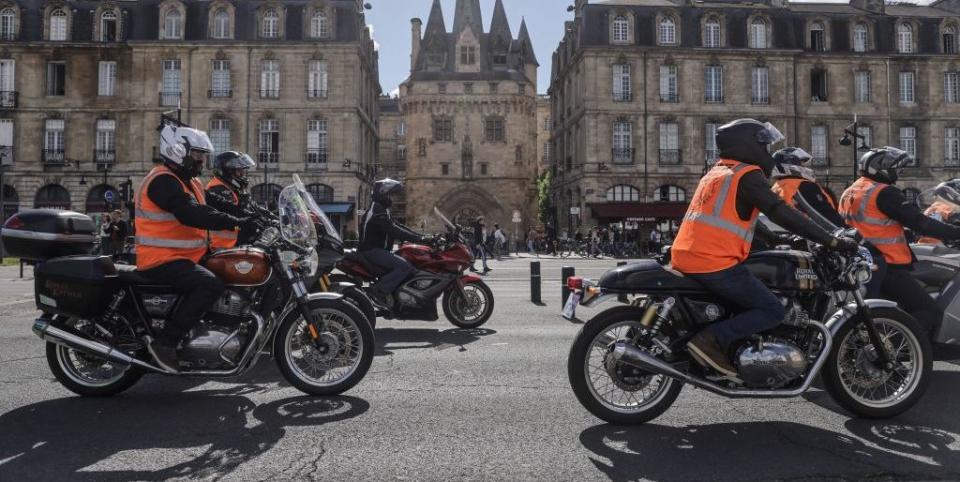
[377,95,407,224]
[536,94,551,176]
[0,0,380,237]
[399,0,539,231]
[549,0,960,235]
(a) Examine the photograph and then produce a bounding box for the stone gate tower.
[400,0,539,232]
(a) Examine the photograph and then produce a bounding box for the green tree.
[537,170,552,224]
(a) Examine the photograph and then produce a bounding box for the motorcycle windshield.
[434,206,455,230]
[278,180,319,250]
[293,174,341,242]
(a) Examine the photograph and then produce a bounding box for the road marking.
[0,298,32,308]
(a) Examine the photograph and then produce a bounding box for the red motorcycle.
[335,208,494,329]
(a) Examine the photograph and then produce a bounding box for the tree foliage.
[537,170,552,224]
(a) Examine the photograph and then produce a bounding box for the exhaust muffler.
[33,318,164,373]
[612,342,692,382]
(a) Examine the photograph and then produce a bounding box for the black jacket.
[146,173,240,232]
[358,201,423,251]
[735,170,836,247]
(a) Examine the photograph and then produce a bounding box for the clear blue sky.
[367,0,570,95]
[366,0,931,97]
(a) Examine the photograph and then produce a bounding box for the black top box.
[1,210,96,261]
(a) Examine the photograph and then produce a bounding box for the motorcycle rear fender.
[329,281,357,292]
[825,299,899,337]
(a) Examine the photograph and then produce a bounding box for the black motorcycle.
[565,239,931,424]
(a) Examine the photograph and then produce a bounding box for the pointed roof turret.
[423,0,447,40]
[517,18,539,66]
[489,0,512,43]
[453,0,484,35]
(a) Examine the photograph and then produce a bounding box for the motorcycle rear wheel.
[568,306,683,425]
[274,298,374,396]
[442,281,494,329]
[821,307,931,419]
[46,317,143,397]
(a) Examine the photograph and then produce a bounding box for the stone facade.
[550,0,960,233]
[536,95,551,176]
[0,0,379,237]
[377,96,408,224]
[400,0,539,231]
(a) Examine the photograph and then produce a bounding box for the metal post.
[0,162,4,263]
[561,266,575,306]
[852,118,858,183]
[530,261,541,304]
[617,261,628,303]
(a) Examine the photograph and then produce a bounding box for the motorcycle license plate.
[562,292,581,320]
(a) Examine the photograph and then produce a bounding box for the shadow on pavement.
[374,327,497,356]
[0,369,369,480]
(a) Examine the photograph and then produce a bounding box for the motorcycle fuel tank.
[204,248,272,286]
[743,250,821,292]
[397,243,472,273]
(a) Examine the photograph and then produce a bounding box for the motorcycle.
[565,219,931,423]
[4,176,375,397]
[335,207,495,329]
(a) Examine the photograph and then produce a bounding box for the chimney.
[411,18,422,71]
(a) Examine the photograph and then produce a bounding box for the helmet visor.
[756,122,786,147]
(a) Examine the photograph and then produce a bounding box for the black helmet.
[859,147,912,185]
[934,182,960,207]
[716,119,785,174]
[372,178,403,207]
[213,151,256,191]
[771,147,815,182]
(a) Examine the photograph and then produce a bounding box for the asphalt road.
[2,257,960,481]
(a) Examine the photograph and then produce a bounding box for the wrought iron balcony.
[43,149,66,165]
[612,148,635,165]
[94,150,117,166]
[159,91,181,107]
[613,92,633,102]
[307,89,328,99]
[660,93,679,103]
[752,95,770,105]
[260,89,280,99]
[705,94,724,104]
[0,91,17,109]
[258,152,279,166]
[0,145,13,167]
[207,89,232,98]
[659,149,682,165]
[305,149,328,170]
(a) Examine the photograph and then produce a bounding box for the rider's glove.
[829,236,860,254]
[238,217,260,234]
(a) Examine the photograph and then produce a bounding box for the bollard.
[19,259,24,279]
[617,261,628,303]
[561,266,575,306]
[530,261,541,304]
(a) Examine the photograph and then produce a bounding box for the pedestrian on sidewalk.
[493,224,507,261]
[469,216,490,274]
[109,210,128,261]
[527,227,537,254]
[98,215,113,256]
[649,229,661,256]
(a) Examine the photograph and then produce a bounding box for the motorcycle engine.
[179,322,248,370]
[207,289,250,318]
[735,338,807,389]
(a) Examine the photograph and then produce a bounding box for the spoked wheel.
[46,317,143,397]
[442,281,495,329]
[568,306,682,425]
[821,307,931,419]
[274,299,374,396]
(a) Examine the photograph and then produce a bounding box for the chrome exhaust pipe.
[612,342,693,382]
[33,318,165,373]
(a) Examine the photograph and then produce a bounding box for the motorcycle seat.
[343,252,388,276]
[115,264,170,286]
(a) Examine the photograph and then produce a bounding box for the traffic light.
[118,180,133,203]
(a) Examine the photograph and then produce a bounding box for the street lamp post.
[0,149,7,263]
[839,114,870,186]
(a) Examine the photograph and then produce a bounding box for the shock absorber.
[642,297,675,335]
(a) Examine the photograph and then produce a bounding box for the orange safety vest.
[135,166,209,270]
[916,201,956,245]
[205,177,240,250]
[772,178,837,210]
[672,159,762,274]
[839,177,912,265]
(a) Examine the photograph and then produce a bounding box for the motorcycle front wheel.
[821,307,931,419]
[274,298,374,396]
[568,306,683,425]
[442,281,495,329]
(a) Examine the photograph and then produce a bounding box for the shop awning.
[590,202,689,220]
[318,203,355,216]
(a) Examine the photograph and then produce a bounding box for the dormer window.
[262,9,280,39]
[49,8,68,41]
[311,11,329,39]
[897,23,914,54]
[704,17,721,48]
[750,17,768,49]
[810,22,825,51]
[460,45,477,65]
[944,25,957,54]
[612,15,629,44]
[853,22,868,52]
[163,9,183,40]
[493,53,507,65]
[101,11,118,42]
[212,8,230,39]
[0,8,15,41]
[659,17,677,45]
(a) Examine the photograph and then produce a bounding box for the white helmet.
[771,147,816,182]
[159,124,214,166]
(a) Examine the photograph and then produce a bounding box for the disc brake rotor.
[604,348,652,392]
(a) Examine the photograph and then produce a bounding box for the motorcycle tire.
[46,342,143,397]
[274,298,374,396]
[342,285,377,329]
[442,280,495,329]
[568,306,683,425]
[820,307,931,419]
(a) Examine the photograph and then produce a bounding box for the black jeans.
[139,260,224,344]
[688,264,787,350]
[879,265,941,339]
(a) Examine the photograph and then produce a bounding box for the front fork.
[851,289,894,369]
[283,265,326,343]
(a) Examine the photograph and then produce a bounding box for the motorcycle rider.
[136,124,251,372]
[358,178,426,308]
[672,119,860,378]
[205,151,257,249]
[916,182,960,245]
[770,147,846,227]
[840,147,960,338]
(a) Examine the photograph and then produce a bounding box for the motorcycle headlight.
[297,250,320,277]
[856,264,872,285]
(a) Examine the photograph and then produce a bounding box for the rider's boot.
[368,288,394,310]
[687,331,737,378]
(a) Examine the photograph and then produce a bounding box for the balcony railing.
[208,89,233,98]
[159,91,181,107]
[659,149,682,165]
[752,95,770,105]
[305,149,328,170]
[0,31,15,41]
[613,91,632,102]
[260,89,280,99]
[0,145,13,166]
[307,89,328,99]
[43,149,66,165]
[258,152,279,166]
[705,94,724,104]
[0,91,17,109]
[612,148,635,164]
[94,149,117,166]
[661,93,679,103]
